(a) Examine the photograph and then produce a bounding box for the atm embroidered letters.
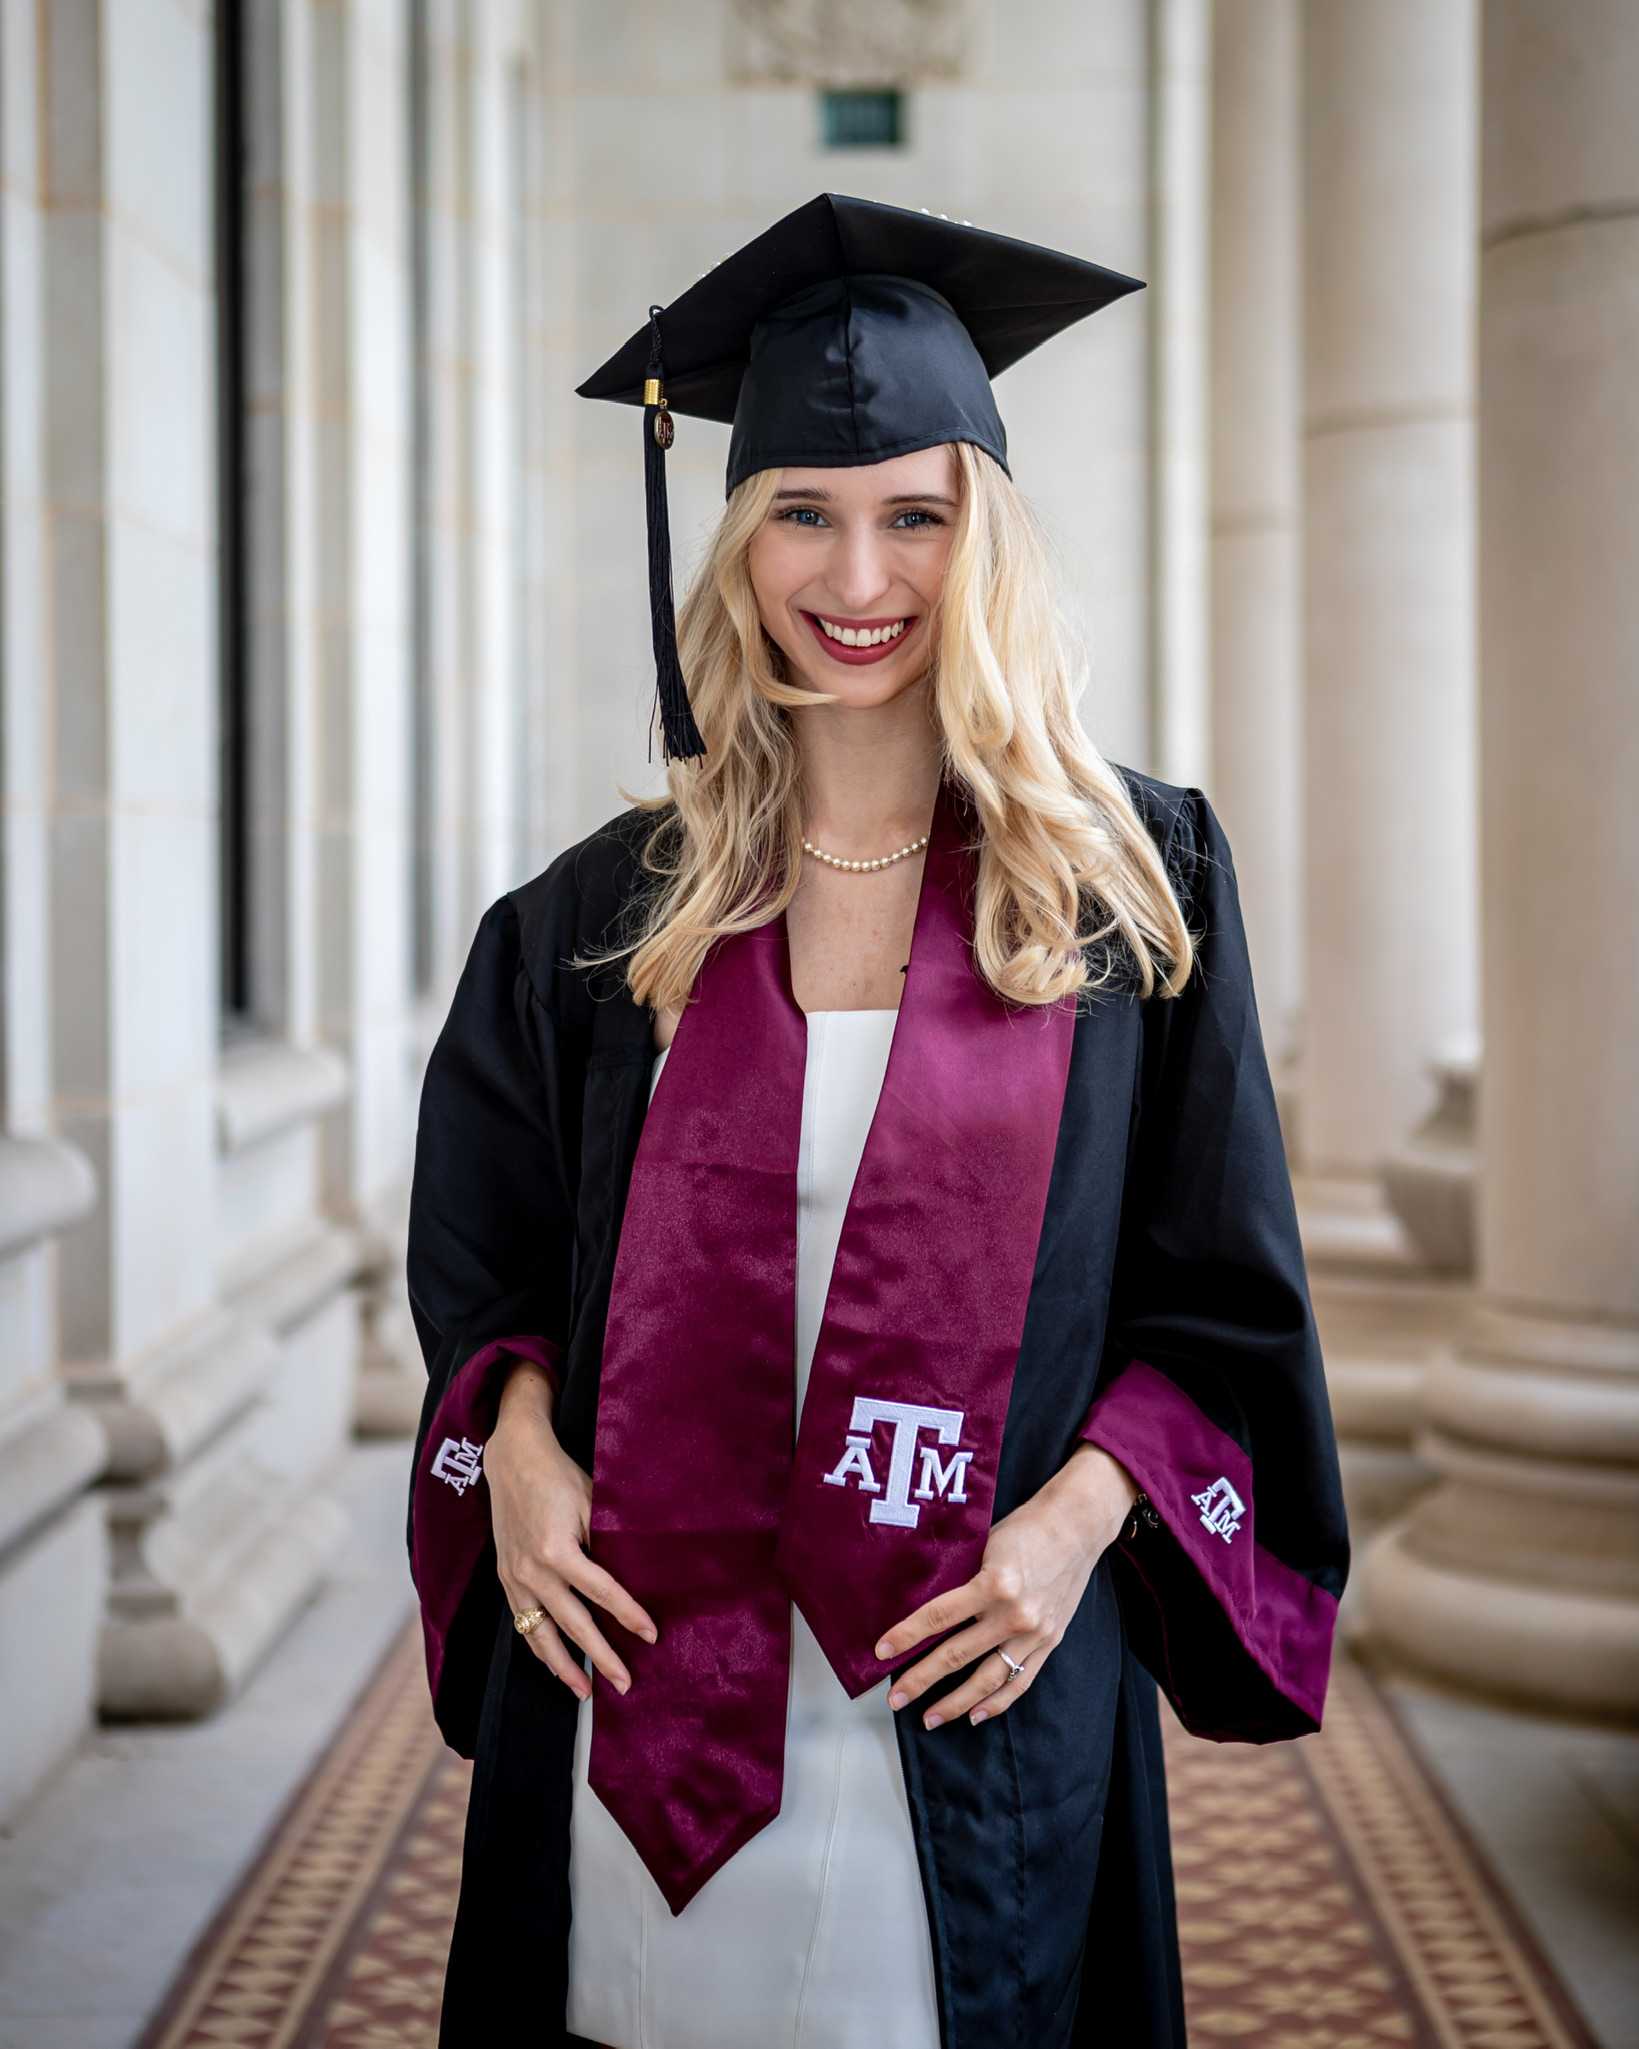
[821,1396,974,1526]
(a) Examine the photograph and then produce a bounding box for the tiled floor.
[0,1442,1634,2049]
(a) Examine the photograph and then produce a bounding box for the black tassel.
[643,305,707,763]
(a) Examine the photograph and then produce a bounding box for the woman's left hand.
[872,1444,1140,1732]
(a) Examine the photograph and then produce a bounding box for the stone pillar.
[1151,0,1212,783]
[1297,0,1481,1530]
[412,0,569,934]
[1208,0,1304,1100]
[1362,0,1639,1718]
[36,0,349,1720]
[0,8,106,1815]
[369,0,560,1429]
[301,0,423,1436]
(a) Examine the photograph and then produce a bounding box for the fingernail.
[640,1627,657,1643]
[924,1712,942,1729]
[971,1708,988,1724]
[874,1639,891,1659]
[617,1674,631,1694]
[888,1689,907,1709]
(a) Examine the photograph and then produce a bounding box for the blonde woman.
[406,197,1349,2049]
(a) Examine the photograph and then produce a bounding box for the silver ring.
[998,1648,1025,1680]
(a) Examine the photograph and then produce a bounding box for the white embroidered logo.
[431,1435,484,1496]
[821,1396,973,1528]
[1192,1474,1245,1543]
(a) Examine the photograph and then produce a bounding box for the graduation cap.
[574,192,1146,764]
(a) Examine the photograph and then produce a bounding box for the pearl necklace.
[801,830,931,873]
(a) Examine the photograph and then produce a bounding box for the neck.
[796,735,945,854]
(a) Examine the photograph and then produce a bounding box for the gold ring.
[513,1606,547,1637]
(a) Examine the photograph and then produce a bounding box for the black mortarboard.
[575,192,1146,764]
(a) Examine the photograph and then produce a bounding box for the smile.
[800,612,922,666]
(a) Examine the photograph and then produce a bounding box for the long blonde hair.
[577,440,1195,1014]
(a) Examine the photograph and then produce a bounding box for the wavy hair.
[576,440,1195,1015]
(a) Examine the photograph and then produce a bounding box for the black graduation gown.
[404,765,1350,2049]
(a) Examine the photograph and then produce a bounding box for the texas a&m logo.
[431,1434,484,1496]
[1192,1474,1245,1543]
[820,1396,974,1528]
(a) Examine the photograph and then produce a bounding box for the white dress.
[566,1008,943,2049]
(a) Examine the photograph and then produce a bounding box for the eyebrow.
[771,487,959,508]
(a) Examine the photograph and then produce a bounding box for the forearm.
[495,1350,559,1436]
[1043,1439,1142,1553]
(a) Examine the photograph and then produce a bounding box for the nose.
[824,525,898,615]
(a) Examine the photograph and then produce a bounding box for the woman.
[406,196,1349,2049]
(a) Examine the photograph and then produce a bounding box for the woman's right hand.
[485,1363,659,1701]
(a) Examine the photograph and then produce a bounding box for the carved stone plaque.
[726,0,972,88]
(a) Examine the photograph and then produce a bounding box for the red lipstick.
[800,611,921,667]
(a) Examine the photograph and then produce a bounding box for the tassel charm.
[643,305,707,764]
[645,377,674,448]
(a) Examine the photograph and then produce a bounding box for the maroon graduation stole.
[585,777,1077,1915]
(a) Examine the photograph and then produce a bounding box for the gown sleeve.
[405,891,578,1755]
[1076,787,1350,1742]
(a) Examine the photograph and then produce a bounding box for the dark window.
[214,0,251,1027]
[820,89,904,149]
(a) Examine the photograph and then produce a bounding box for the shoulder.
[503,797,672,1003]
[1104,761,1226,906]
[1098,773,1245,1009]
[1105,760,1200,855]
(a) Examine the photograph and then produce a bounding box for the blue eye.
[775,507,944,529]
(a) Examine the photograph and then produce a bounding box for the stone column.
[40,0,347,1719]
[1151,0,1212,783]
[1362,0,1639,1717]
[371,0,560,1428]
[1208,0,1304,1097]
[306,0,426,1436]
[0,0,106,1817]
[1297,0,1481,1530]
[410,0,569,969]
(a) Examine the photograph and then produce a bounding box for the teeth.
[817,616,909,648]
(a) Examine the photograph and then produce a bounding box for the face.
[746,443,958,707]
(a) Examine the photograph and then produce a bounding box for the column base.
[1308,1257,1474,1531]
[1360,1521,1639,1723]
[98,1476,349,1719]
[355,1289,428,1437]
[89,1231,362,1721]
[1359,1301,1639,1720]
